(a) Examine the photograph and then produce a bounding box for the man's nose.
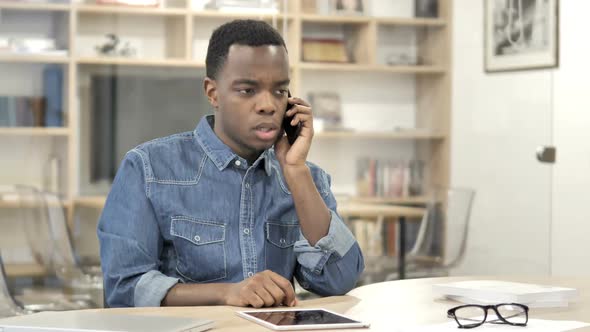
[256,92,276,115]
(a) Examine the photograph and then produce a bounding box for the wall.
[451,0,554,275]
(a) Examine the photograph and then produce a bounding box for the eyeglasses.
[447,303,529,329]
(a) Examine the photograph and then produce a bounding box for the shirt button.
[194,235,200,242]
[279,238,286,244]
[248,272,254,277]
[243,228,250,235]
[235,160,241,166]
[245,183,250,188]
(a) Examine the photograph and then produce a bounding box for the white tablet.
[236,308,370,331]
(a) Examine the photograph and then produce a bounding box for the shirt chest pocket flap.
[170,216,226,282]
[266,222,300,248]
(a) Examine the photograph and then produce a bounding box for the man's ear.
[203,77,218,109]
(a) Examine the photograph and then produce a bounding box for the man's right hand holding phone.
[224,270,297,308]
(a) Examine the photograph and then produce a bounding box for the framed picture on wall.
[485,0,559,72]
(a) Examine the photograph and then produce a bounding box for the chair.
[386,187,476,280]
[0,251,30,318]
[0,185,101,310]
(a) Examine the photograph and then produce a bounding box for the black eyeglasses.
[447,303,529,329]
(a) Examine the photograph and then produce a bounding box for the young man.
[98,19,364,308]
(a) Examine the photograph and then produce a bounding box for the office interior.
[0,0,587,313]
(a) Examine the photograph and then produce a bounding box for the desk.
[96,276,590,331]
[338,202,426,280]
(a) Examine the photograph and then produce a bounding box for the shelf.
[315,130,445,140]
[72,196,106,209]
[0,127,69,136]
[375,17,446,27]
[193,9,292,20]
[4,263,47,278]
[76,4,186,16]
[76,57,204,68]
[0,54,70,64]
[300,14,370,24]
[298,62,446,74]
[0,1,70,11]
[338,202,425,218]
[351,196,429,205]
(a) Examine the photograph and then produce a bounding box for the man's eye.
[239,88,254,95]
[276,89,288,96]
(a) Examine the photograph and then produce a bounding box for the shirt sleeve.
[293,168,365,296]
[97,149,179,307]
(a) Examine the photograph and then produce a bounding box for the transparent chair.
[0,251,30,318]
[1,185,100,310]
[386,187,476,280]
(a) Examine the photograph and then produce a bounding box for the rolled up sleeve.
[293,168,364,296]
[97,150,178,307]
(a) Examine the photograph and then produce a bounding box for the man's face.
[204,44,290,161]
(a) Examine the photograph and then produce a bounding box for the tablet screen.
[243,309,360,326]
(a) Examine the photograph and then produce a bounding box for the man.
[98,19,364,308]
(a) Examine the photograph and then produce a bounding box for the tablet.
[236,308,370,331]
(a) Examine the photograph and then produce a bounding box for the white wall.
[451,0,554,275]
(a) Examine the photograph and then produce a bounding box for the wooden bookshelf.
[4,263,47,278]
[0,128,69,136]
[315,130,445,140]
[299,62,446,74]
[76,57,203,67]
[0,54,70,64]
[0,0,453,276]
[0,1,70,11]
[76,4,186,16]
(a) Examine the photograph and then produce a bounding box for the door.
[551,0,590,276]
[451,0,553,275]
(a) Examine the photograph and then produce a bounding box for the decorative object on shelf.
[94,34,137,57]
[414,0,438,18]
[302,38,349,63]
[0,37,67,56]
[205,0,279,14]
[385,53,421,66]
[308,91,342,131]
[485,0,558,72]
[330,0,365,15]
[96,0,159,7]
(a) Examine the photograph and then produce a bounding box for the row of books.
[356,158,425,198]
[0,97,46,127]
[0,65,64,127]
[349,217,421,257]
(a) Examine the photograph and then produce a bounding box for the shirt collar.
[195,115,272,176]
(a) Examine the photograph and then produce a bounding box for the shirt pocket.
[170,216,227,283]
[264,221,300,279]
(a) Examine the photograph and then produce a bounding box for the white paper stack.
[433,280,579,308]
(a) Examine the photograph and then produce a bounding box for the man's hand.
[275,96,313,169]
[224,270,297,308]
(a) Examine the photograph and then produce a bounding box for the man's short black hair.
[205,19,287,79]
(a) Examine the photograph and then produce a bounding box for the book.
[433,280,578,307]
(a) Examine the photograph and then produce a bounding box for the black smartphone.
[282,91,302,145]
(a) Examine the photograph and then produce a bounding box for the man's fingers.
[263,278,287,306]
[267,271,296,306]
[254,285,277,307]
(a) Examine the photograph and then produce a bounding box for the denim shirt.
[97,115,364,308]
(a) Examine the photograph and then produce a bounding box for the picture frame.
[485,0,559,72]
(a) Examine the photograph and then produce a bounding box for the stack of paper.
[433,280,578,308]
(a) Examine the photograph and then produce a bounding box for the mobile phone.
[282,91,302,145]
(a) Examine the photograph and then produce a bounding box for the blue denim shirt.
[97,115,364,308]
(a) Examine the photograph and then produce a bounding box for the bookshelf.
[0,0,452,278]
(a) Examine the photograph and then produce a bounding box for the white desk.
[95,276,590,331]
